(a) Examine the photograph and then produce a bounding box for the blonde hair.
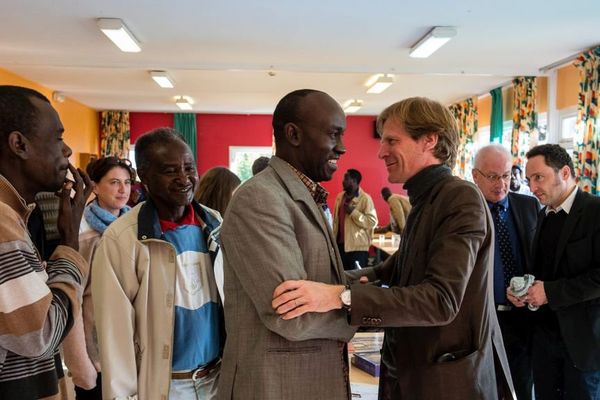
[377,97,459,167]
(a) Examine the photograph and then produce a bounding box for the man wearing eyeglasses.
[472,144,540,400]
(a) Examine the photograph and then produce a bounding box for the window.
[229,146,273,181]
[559,107,577,151]
[128,145,137,170]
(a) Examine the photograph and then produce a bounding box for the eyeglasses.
[474,168,511,183]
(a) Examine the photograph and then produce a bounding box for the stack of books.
[349,332,383,377]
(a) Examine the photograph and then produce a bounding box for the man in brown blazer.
[273,97,515,399]
[217,89,357,400]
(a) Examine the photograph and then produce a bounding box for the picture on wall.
[229,146,273,181]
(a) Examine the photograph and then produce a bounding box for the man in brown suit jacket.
[273,97,515,399]
[217,89,357,400]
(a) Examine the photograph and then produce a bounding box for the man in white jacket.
[92,128,224,400]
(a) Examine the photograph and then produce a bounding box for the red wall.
[196,114,273,173]
[128,112,405,225]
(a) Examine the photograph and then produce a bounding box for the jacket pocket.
[426,349,482,396]
[267,346,320,354]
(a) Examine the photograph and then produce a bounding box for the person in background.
[272,96,514,399]
[374,187,411,235]
[251,156,270,175]
[32,191,62,259]
[333,168,378,269]
[0,85,92,399]
[472,144,539,400]
[195,166,241,216]
[61,156,134,399]
[217,89,356,400]
[511,164,533,196]
[92,128,224,400]
[126,180,146,208]
[508,144,600,399]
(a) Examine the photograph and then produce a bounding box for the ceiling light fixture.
[366,74,395,94]
[409,26,457,58]
[52,91,65,103]
[175,96,193,111]
[150,71,175,88]
[97,18,141,53]
[343,99,363,114]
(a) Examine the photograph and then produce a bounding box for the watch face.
[341,289,351,306]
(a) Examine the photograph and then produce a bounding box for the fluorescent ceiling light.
[97,18,141,53]
[366,74,395,94]
[343,99,363,114]
[150,71,174,88]
[175,96,193,111]
[409,26,457,58]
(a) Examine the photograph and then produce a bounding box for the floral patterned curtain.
[573,46,600,194]
[449,97,478,180]
[100,111,130,158]
[511,77,537,166]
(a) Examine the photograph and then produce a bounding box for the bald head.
[271,89,346,182]
[472,144,513,203]
[474,144,512,169]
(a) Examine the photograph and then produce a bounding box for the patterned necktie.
[492,204,518,290]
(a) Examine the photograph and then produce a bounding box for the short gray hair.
[473,144,512,169]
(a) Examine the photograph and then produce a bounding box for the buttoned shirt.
[282,159,332,227]
[545,185,577,215]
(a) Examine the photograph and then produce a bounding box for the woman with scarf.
[62,156,134,399]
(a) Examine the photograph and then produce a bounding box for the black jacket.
[533,189,600,371]
[507,191,540,273]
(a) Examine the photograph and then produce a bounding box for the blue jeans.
[169,363,220,400]
[582,370,600,400]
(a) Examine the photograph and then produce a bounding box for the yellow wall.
[0,68,98,167]
[478,76,548,127]
[479,94,492,126]
[557,64,579,110]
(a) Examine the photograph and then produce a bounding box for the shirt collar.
[159,204,199,232]
[545,185,578,215]
[0,173,35,221]
[282,159,329,207]
[487,194,509,211]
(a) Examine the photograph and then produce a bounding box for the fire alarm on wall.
[52,91,65,103]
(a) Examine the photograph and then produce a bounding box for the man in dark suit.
[508,144,600,399]
[473,144,540,400]
[273,97,515,399]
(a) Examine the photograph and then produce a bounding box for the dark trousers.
[337,243,368,270]
[74,373,102,400]
[532,327,600,400]
[496,309,533,400]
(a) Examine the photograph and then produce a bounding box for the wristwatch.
[340,285,351,309]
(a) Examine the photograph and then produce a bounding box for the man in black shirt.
[508,144,600,399]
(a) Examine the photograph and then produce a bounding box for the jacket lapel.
[269,157,343,282]
[508,194,526,244]
[553,190,585,271]
[508,193,533,272]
